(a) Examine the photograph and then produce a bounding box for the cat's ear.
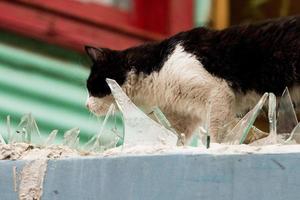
[85,46,106,62]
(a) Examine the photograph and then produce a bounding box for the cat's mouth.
[86,96,113,115]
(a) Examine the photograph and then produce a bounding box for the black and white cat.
[85,16,300,143]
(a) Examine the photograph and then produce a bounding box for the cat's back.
[180,16,300,95]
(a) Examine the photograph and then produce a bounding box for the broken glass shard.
[11,113,41,144]
[84,104,114,150]
[277,87,298,134]
[217,118,239,143]
[151,106,184,144]
[204,103,211,148]
[188,128,200,147]
[285,123,300,144]
[44,130,58,146]
[84,104,122,152]
[199,126,208,146]
[250,92,299,146]
[0,131,5,144]
[196,103,212,148]
[0,117,6,144]
[247,126,268,146]
[267,93,277,143]
[6,116,13,144]
[106,78,178,146]
[151,107,176,132]
[74,137,80,150]
[177,133,186,146]
[252,93,278,145]
[179,103,211,147]
[221,93,268,144]
[63,128,80,148]
[19,113,41,143]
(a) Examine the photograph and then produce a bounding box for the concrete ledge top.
[1,145,300,200]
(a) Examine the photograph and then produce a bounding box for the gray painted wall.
[1,153,300,200]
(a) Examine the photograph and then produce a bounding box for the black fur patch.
[85,42,175,97]
[86,16,300,97]
[85,46,127,97]
[180,16,300,95]
[124,41,175,74]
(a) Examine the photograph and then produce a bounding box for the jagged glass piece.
[188,128,200,147]
[222,93,268,144]
[204,103,211,148]
[252,93,278,145]
[84,105,113,150]
[0,128,5,144]
[176,133,186,146]
[13,113,41,144]
[248,126,272,146]
[151,107,174,131]
[277,87,298,134]
[84,104,121,152]
[0,117,6,144]
[0,134,5,144]
[217,118,239,142]
[6,116,13,144]
[268,93,277,138]
[285,123,300,144]
[186,103,211,147]
[150,106,184,145]
[74,137,80,150]
[199,126,209,146]
[106,78,178,146]
[44,130,58,146]
[63,128,80,148]
[268,93,277,142]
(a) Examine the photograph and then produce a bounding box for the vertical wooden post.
[212,0,230,30]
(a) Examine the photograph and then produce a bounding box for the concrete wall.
[1,153,300,200]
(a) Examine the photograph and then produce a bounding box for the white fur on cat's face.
[85,75,139,115]
[86,95,114,115]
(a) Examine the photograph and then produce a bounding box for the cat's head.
[85,46,128,115]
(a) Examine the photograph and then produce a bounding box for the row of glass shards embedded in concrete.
[0,113,82,149]
[220,88,300,145]
[1,79,300,152]
[82,79,300,150]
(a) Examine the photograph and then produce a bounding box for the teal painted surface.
[0,33,110,142]
[195,0,212,27]
[0,30,86,63]
[2,153,300,200]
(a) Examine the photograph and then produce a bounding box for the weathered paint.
[1,153,300,200]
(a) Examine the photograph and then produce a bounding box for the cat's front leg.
[206,83,236,142]
[162,110,201,142]
[175,79,236,143]
[163,79,235,143]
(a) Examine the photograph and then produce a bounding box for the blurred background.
[0,0,298,142]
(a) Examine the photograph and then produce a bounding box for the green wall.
[0,30,104,143]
